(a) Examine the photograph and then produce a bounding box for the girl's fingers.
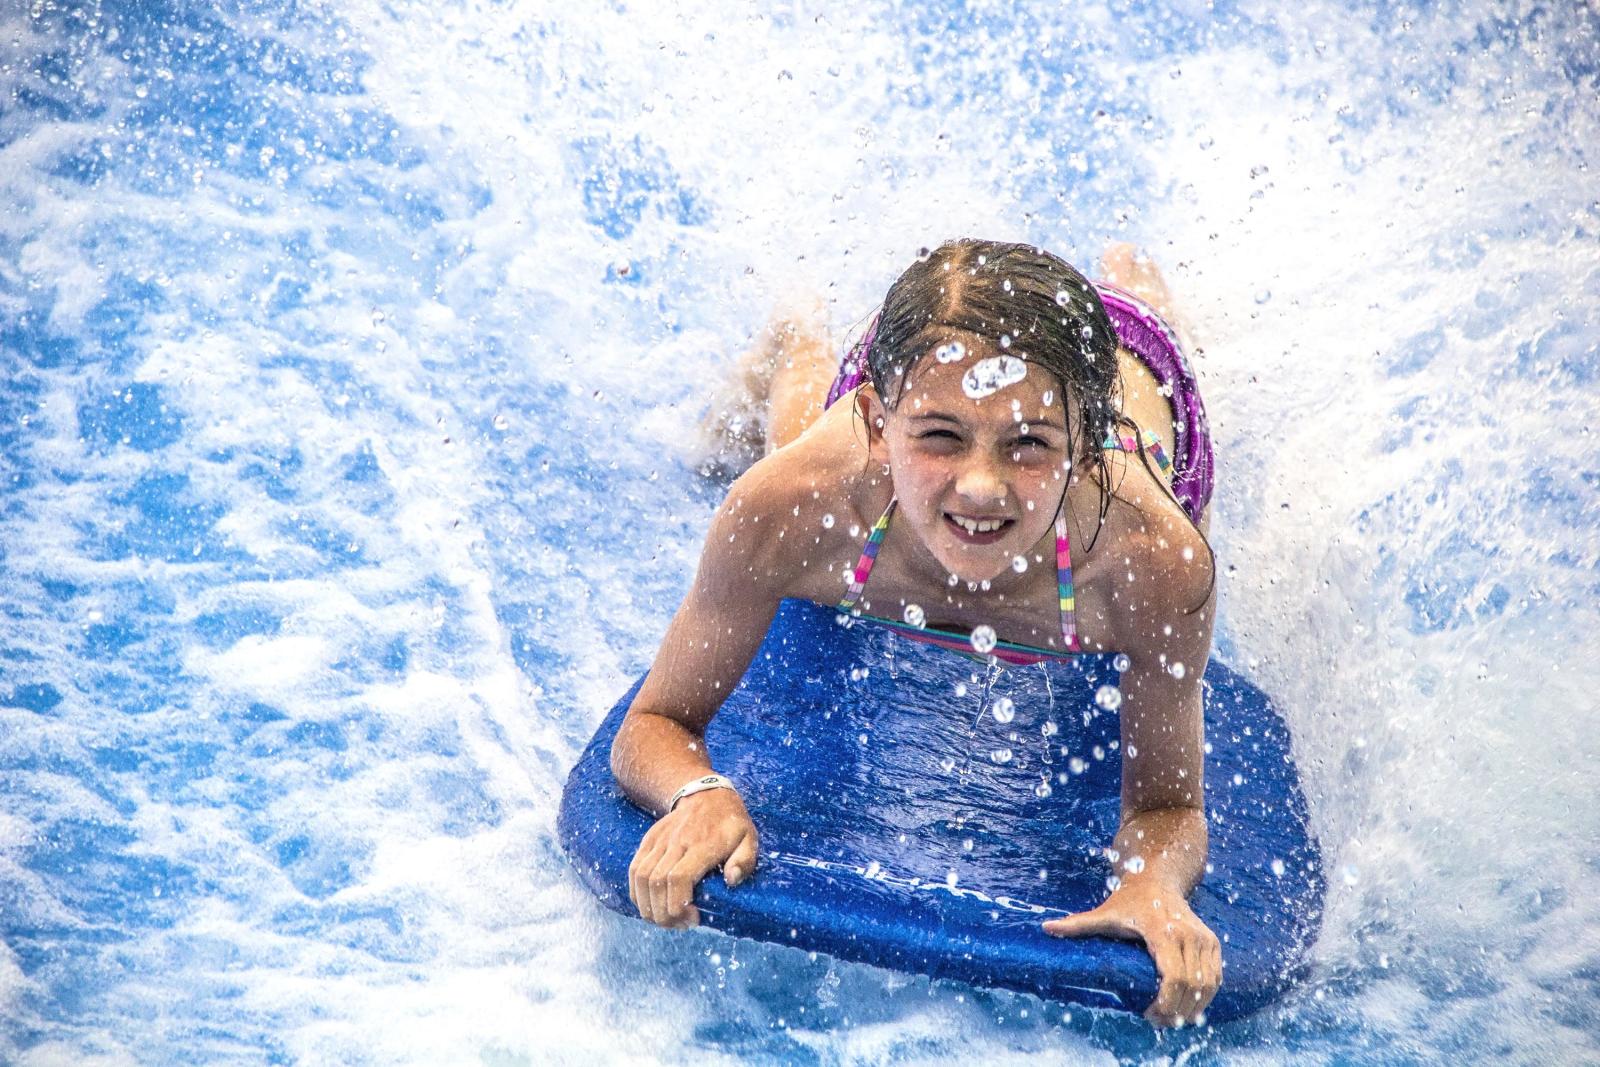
[725,830,759,886]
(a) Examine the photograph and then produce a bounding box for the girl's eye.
[917,430,960,441]
[1015,436,1051,449]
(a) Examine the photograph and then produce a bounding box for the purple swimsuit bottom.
[822,281,1214,524]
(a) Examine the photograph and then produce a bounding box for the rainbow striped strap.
[1104,427,1172,476]
[1055,511,1080,653]
[837,498,896,612]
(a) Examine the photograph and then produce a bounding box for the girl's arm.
[1043,508,1221,1027]
[610,466,794,927]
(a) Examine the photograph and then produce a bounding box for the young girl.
[609,239,1222,1027]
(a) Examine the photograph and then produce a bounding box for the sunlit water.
[1,0,1596,1063]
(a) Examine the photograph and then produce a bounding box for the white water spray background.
[0,0,1595,1063]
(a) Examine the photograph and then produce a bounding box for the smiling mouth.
[944,512,1014,544]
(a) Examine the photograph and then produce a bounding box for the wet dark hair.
[859,237,1215,611]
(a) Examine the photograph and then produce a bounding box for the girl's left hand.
[1041,883,1222,1027]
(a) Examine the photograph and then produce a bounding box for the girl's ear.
[855,386,891,465]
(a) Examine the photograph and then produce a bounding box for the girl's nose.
[954,456,1007,507]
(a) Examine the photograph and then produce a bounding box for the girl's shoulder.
[705,426,883,603]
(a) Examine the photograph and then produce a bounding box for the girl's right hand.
[627,788,760,929]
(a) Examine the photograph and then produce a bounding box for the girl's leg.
[700,299,837,465]
[763,301,839,453]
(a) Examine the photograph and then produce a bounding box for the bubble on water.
[936,341,967,363]
[1125,855,1146,874]
[970,625,997,654]
[1011,555,1028,573]
[1113,653,1131,672]
[954,681,968,698]
[1095,684,1122,711]
[1170,661,1186,680]
[492,413,510,431]
[1034,781,1053,798]
[822,513,835,529]
[990,747,1013,764]
[903,603,925,627]
[992,697,1015,724]
[1271,858,1286,878]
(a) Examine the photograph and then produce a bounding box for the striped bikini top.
[835,428,1172,665]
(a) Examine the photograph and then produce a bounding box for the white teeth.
[951,515,1006,534]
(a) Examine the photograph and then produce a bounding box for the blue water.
[1,0,1597,1063]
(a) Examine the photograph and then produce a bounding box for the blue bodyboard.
[559,599,1324,1021]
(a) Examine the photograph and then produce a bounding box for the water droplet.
[901,604,926,628]
[1041,389,1054,406]
[955,681,968,698]
[992,697,1015,724]
[970,625,997,654]
[1069,757,1088,774]
[1170,661,1186,680]
[1011,555,1028,573]
[999,333,1012,348]
[935,341,967,363]
[1034,781,1052,798]
[1092,745,1105,760]
[1233,773,1245,786]
[1341,865,1359,887]
[1041,720,1059,737]
[1002,278,1013,292]
[1113,653,1131,672]
[1254,289,1272,305]
[1080,324,1094,340]
[1095,684,1122,711]
[492,413,510,431]
[1181,546,1194,561]
[1270,858,1286,878]
[822,513,835,529]
[1054,290,1071,307]
[939,755,956,773]
[989,747,1013,764]
[1125,743,1137,758]
[1125,855,1146,874]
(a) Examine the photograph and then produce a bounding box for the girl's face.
[860,342,1073,585]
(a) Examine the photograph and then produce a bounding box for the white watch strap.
[668,773,736,813]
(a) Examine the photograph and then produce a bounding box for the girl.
[609,239,1222,1027]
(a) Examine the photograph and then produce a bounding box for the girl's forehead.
[896,348,1064,417]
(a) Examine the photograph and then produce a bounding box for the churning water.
[1,0,1597,1063]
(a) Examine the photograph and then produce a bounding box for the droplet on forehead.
[935,341,967,364]
[961,356,1028,399]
